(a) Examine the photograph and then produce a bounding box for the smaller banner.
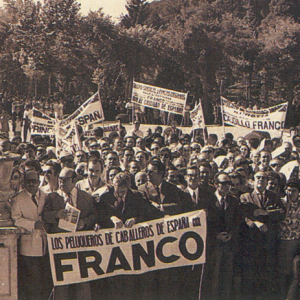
[132,81,187,115]
[190,101,205,130]
[47,210,206,286]
[60,92,105,128]
[83,123,120,138]
[221,97,288,131]
[31,107,56,135]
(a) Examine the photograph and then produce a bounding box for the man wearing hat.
[59,150,75,169]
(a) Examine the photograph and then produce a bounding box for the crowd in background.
[1,115,300,300]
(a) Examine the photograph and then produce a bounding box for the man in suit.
[206,172,241,300]
[42,167,97,300]
[76,158,108,199]
[11,170,52,300]
[240,171,286,300]
[96,172,160,300]
[138,158,183,216]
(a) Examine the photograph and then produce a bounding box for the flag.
[190,101,205,130]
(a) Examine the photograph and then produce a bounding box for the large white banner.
[31,107,56,135]
[60,92,105,128]
[131,81,187,115]
[221,97,288,131]
[47,210,206,286]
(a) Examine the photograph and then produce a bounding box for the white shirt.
[57,188,78,208]
[187,186,199,204]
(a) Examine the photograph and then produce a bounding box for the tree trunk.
[48,73,52,96]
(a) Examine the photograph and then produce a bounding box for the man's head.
[59,168,77,194]
[253,171,268,193]
[43,160,61,184]
[135,171,147,187]
[105,151,119,168]
[207,134,218,146]
[88,159,103,187]
[285,179,300,203]
[135,151,148,168]
[24,170,40,195]
[166,166,179,185]
[185,166,200,190]
[122,147,135,165]
[125,136,135,148]
[229,172,243,197]
[259,150,271,168]
[75,150,87,164]
[128,160,141,175]
[150,142,160,157]
[136,138,145,150]
[134,121,140,131]
[113,172,131,198]
[215,172,231,196]
[24,144,37,160]
[146,158,165,186]
[60,151,74,168]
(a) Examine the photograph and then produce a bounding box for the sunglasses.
[219,181,231,186]
[44,170,53,175]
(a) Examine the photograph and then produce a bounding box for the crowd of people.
[2,117,300,300]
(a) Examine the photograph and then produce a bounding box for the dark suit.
[43,189,97,233]
[240,190,285,299]
[138,180,183,215]
[42,188,97,300]
[205,193,241,300]
[97,187,161,228]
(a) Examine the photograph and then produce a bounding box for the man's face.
[160,151,170,165]
[129,162,140,175]
[150,144,160,157]
[216,174,231,196]
[230,178,241,196]
[25,148,36,160]
[185,169,199,189]
[135,173,147,187]
[108,169,119,184]
[270,160,281,173]
[136,138,145,149]
[266,178,279,193]
[254,172,268,192]
[24,172,39,195]
[237,138,246,147]
[75,151,86,163]
[37,148,46,159]
[136,152,147,166]
[146,164,163,186]
[227,153,235,164]
[260,151,271,167]
[202,148,214,161]
[167,170,179,185]
[88,161,102,187]
[114,185,128,199]
[173,158,186,170]
[123,150,134,164]
[44,167,56,184]
[114,138,123,150]
[125,138,135,148]
[59,171,75,194]
[286,186,299,202]
[61,156,74,168]
[106,153,118,167]
[199,166,210,185]
[182,146,191,159]
[191,144,201,154]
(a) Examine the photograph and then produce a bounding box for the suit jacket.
[97,188,162,228]
[75,178,107,195]
[11,189,47,256]
[138,180,183,215]
[240,189,285,248]
[207,193,241,252]
[182,185,216,212]
[42,188,97,233]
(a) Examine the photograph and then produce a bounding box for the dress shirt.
[187,186,199,204]
[57,188,78,208]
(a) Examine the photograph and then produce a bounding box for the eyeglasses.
[186,174,198,178]
[25,179,39,184]
[219,181,231,186]
[44,169,53,174]
[58,177,73,183]
[151,148,159,151]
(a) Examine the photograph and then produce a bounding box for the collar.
[58,187,77,199]
[25,189,40,199]
[215,190,226,203]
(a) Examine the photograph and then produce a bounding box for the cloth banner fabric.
[190,101,205,130]
[31,107,56,135]
[221,97,288,131]
[60,92,105,128]
[131,81,187,115]
[47,210,207,286]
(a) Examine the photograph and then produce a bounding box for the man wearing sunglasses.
[41,160,61,194]
[205,172,241,300]
[43,167,97,300]
[11,170,51,300]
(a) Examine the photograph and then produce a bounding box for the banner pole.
[220,96,226,138]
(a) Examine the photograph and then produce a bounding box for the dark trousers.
[18,254,52,300]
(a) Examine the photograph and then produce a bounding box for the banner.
[132,81,187,115]
[83,123,120,138]
[190,101,205,130]
[31,107,56,135]
[60,92,105,128]
[221,97,288,131]
[47,210,206,286]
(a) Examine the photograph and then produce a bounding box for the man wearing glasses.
[240,171,285,299]
[41,160,61,194]
[42,167,97,300]
[11,170,51,300]
[205,172,241,300]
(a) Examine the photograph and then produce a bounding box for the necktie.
[220,197,226,210]
[65,193,73,206]
[31,194,38,207]
[155,186,161,203]
[192,191,197,204]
